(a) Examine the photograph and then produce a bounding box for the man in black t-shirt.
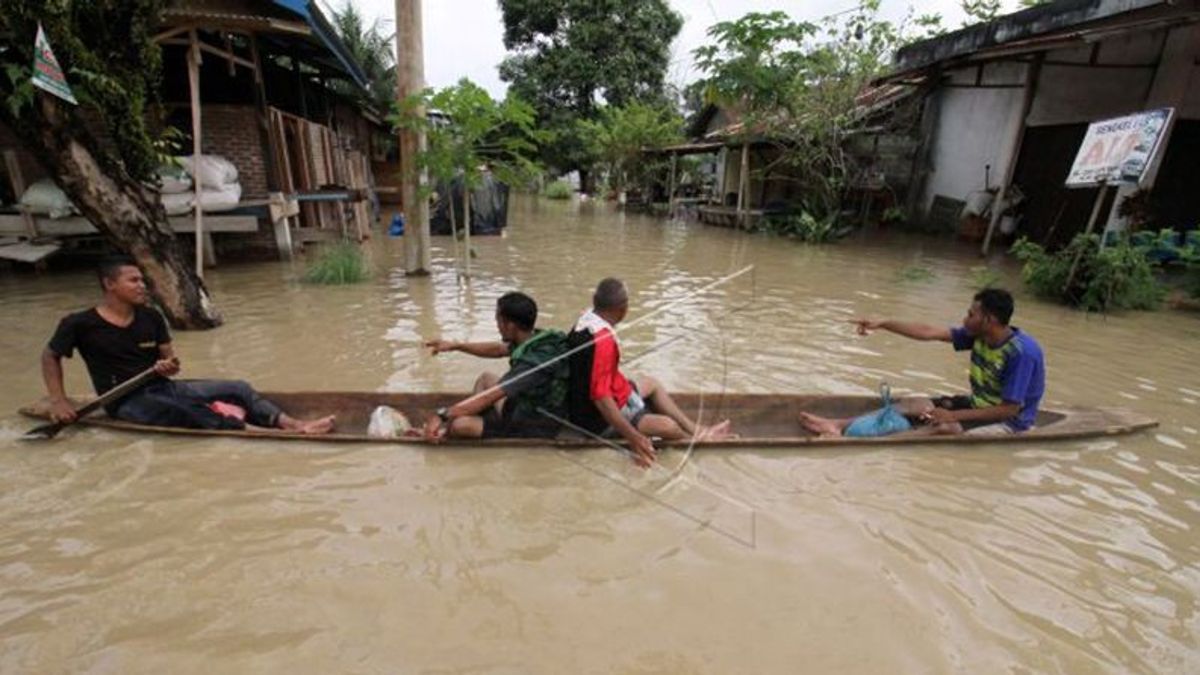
[42,257,335,433]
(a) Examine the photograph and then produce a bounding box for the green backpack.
[506,329,570,424]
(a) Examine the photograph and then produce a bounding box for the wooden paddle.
[21,365,161,440]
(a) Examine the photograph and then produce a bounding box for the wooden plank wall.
[267,107,371,240]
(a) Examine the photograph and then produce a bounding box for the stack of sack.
[17,154,243,220]
[180,154,242,213]
[157,164,194,215]
[157,154,243,215]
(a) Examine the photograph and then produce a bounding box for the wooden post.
[904,68,941,220]
[187,30,206,276]
[3,150,38,238]
[269,192,296,260]
[396,0,431,275]
[982,53,1043,256]
[249,34,280,192]
[1066,182,1110,289]
[667,152,677,217]
[736,143,749,228]
[292,49,307,118]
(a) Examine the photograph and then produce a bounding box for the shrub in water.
[896,265,936,282]
[1011,233,1163,312]
[302,242,369,285]
[543,181,573,200]
[759,211,851,243]
[1180,249,1200,299]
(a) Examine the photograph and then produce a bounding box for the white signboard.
[31,23,78,105]
[1065,108,1174,187]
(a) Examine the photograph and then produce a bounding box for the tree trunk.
[578,168,591,196]
[447,185,461,276]
[33,97,222,329]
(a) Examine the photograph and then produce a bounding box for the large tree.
[0,1,221,328]
[497,0,682,191]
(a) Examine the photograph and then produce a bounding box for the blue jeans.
[112,379,283,430]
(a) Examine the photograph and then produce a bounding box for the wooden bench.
[0,212,260,266]
[0,213,260,237]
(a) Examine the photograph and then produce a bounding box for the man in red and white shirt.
[566,278,733,466]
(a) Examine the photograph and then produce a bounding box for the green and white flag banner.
[31,23,78,105]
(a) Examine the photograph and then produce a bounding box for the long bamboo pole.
[187,30,204,278]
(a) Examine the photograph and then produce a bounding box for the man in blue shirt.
[799,288,1045,436]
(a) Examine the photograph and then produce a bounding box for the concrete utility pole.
[395,0,431,274]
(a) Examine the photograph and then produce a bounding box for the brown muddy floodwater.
[0,195,1198,673]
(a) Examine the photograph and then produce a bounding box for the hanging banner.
[1065,108,1174,188]
[31,23,78,105]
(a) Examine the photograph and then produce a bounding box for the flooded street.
[1,195,1198,673]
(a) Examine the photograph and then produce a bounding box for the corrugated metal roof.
[163,0,369,89]
[875,0,1187,84]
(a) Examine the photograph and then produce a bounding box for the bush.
[1011,234,1163,312]
[1149,229,1200,299]
[759,211,851,243]
[1180,249,1200,298]
[302,242,370,285]
[543,181,573,200]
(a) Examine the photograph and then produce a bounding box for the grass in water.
[303,242,369,285]
[969,265,1002,290]
[896,265,937,282]
[543,180,573,200]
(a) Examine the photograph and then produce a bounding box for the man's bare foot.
[798,412,842,438]
[694,419,737,441]
[298,415,336,434]
[279,414,336,435]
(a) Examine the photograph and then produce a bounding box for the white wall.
[922,61,1027,212]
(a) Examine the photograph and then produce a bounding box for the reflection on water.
[0,195,1197,673]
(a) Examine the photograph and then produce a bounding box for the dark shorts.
[481,407,561,439]
[933,395,973,411]
[931,394,1007,432]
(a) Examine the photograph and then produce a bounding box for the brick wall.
[2,106,271,199]
[199,104,270,197]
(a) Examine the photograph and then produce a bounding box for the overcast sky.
[333,1,1030,98]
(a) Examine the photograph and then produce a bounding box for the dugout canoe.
[19,392,1157,448]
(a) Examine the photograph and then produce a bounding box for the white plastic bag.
[367,405,413,438]
[19,179,76,218]
[179,154,239,189]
